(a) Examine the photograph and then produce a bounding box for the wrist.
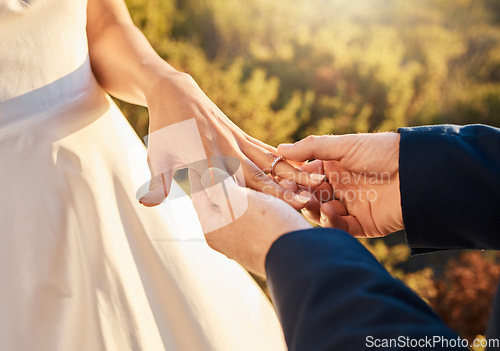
[135,54,197,101]
[142,65,202,127]
[141,59,194,102]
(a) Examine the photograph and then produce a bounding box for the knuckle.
[304,135,318,146]
[250,168,270,183]
[296,170,310,184]
[267,152,278,163]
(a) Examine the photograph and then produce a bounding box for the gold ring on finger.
[270,155,287,177]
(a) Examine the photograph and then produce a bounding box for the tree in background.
[121,0,500,141]
[430,252,500,342]
[364,241,500,342]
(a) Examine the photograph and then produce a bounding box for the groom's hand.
[278,133,404,238]
[191,168,311,278]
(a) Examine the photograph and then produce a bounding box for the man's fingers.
[300,192,321,224]
[319,201,345,229]
[319,201,365,237]
[242,142,325,186]
[278,135,349,162]
[298,160,324,174]
[343,216,366,238]
[267,152,326,186]
[321,200,348,217]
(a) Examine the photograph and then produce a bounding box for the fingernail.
[279,143,294,149]
[139,189,165,205]
[139,193,153,203]
[294,193,311,204]
[320,211,327,221]
[309,173,326,182]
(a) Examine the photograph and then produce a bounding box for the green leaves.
[121,0,500,142]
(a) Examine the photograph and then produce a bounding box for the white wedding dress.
[0,0,286,350]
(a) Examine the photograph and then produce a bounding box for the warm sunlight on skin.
[115,0,500,340]
[2,0,498,349]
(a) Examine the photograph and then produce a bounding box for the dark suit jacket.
[265,124,500,350]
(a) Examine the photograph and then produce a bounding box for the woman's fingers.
[311,182,334,203]
[139,168,175,207]
[241,141,325,186]
[244,133,278,154]
[298,160,324,174]
[267,152,326,185]
[242,159,311,210]
[244,134,304,167]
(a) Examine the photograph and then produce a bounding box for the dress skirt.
[0,73,286,351]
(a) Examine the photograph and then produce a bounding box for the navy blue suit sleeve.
[265,229,463,351]
[398,124,500,254]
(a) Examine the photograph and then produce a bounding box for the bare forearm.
[85,1,316,211]
[86,0,178,106]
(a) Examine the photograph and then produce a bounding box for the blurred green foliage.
[120,0,500,339]
[363,239,500,342]
[121,0,500,143]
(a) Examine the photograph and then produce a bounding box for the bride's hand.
[138,71,324,209]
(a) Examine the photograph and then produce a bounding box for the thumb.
[277,135,346,162]
[139,159,175,207]
[140,117,203,207]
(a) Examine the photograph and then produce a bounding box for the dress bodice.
[0,0,90,103]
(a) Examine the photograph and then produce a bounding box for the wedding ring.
[270,155,287,177]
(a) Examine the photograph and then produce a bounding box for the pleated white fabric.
[0,1,286,350]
